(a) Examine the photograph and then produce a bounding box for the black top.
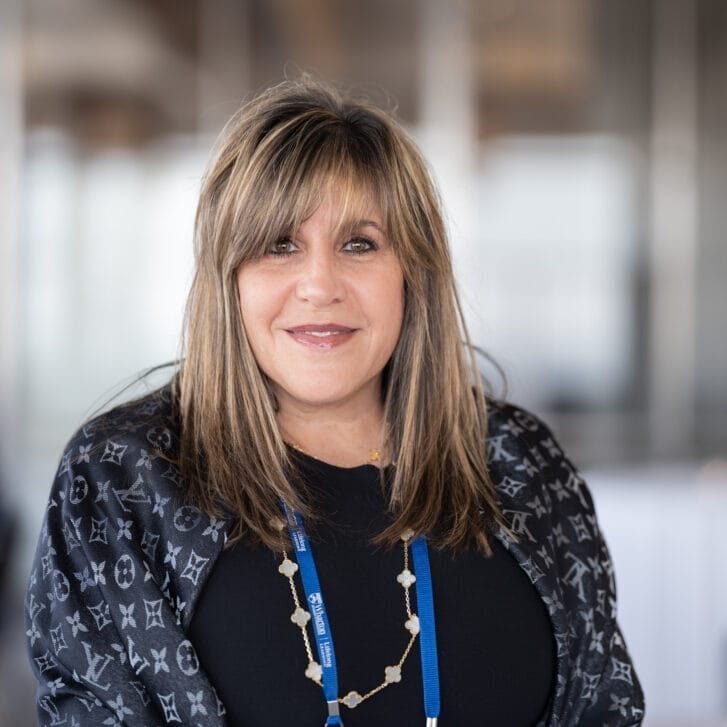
[188,450,556,726]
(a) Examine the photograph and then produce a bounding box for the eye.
[268,237,298,256]
[342,236,377,255]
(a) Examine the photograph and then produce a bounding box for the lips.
[285,323,357,349]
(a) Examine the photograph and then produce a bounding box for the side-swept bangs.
[229,126,390,268]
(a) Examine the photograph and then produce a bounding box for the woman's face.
[236,193,405,415]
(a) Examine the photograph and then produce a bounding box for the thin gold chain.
[287,441,384,466]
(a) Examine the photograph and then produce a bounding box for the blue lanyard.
[411,536,441,721]
[282,503,441,725]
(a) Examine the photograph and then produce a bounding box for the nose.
[295,247,346,307]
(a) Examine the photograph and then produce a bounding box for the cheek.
[236,270,273,352]
[236,273,253,327]
[374,268,406,346]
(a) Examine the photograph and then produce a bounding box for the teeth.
[307,331,343,337]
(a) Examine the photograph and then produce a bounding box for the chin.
[285,387,356,408]
[275,375,372,409]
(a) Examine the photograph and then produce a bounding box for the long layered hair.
[175,79,507,553]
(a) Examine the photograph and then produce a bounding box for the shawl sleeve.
[548,458,646,725]
[24,397,227,727]
[511,406,646,725]
[487,400,645,725]
[25,435,162,726]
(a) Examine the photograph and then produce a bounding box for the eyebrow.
[352,219,385,233]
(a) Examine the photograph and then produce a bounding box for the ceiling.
[22,0,599,145]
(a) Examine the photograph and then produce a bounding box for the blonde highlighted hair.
[174,78,506,553]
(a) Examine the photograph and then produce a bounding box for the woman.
[26,80,644,726]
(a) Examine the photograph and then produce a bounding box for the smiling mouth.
[285,325,357,349]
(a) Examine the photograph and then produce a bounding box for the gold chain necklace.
[287,441,384,466]
[277,528,420,710]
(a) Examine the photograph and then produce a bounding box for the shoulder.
[53,384,182,506]
[485,397,567,475]
[60,384,179,474]
[44,383,199,564]
[484,396,598,534]
[484,398,608,616]
[35,381,225,623]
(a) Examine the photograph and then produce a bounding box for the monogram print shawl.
[25,385,645,726]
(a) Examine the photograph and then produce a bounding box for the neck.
[277,393,388,469]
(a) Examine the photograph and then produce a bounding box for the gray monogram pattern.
[25,385,644,725]
[486,403,645,725]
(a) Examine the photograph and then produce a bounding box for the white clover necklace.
[278,444,440,725]
[278,527,420,712]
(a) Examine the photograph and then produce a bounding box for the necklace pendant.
[341,691,363,708]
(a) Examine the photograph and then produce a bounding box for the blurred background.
[1,0,726,724]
